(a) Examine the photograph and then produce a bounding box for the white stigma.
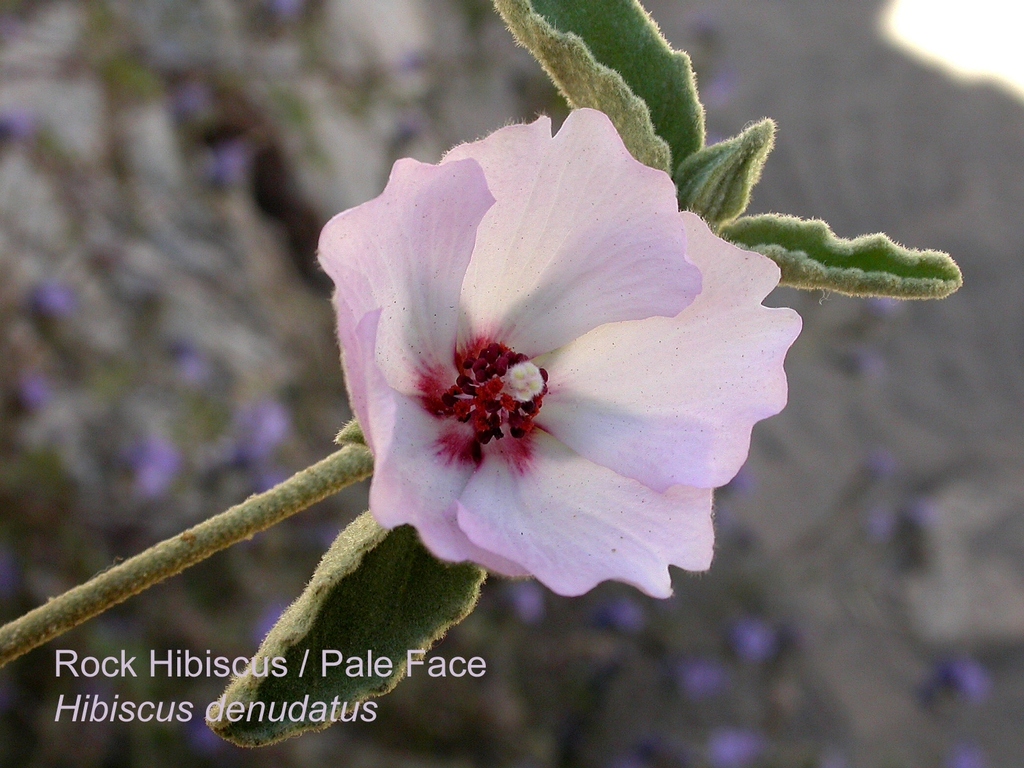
[503,361,545,402]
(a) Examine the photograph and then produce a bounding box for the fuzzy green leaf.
[209,513,486,746]
[493,0,671,172]
[525,0,705,164]
[721,214,963,299]
[675,119,775,227]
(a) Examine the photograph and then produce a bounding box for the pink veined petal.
[347,310,531,577]
[443,109,701,357]
[537,212,802,492]
[317,157,494,394]
[455,430,714,597]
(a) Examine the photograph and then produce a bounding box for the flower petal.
[318,157,494,394]
[538,212,802,491]
[443,109,701,357]
[344,310,530,576]
[455,431,714,597]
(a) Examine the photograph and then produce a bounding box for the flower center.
[432,341,548,445]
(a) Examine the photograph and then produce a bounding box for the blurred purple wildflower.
[633,735,669,762]
[904,497,939,529]
[688,10,719,39]
[252,465,290,494]
[0,15,22,41]
[0,545,20,600]
[708,728,766,768]
[924,656,992,704]
[864,504,897,543]
[207,139,251,187]
[184,718,224,756]
[865,296,904,318]
[253,601,288,644]
[865,448,899,480]
[593,596,646,634]
[396,50,427,74]
[728,616,778,663]
[268,0,305,21]
[128,436,182,500]
[703,67,739,110]
[170,81,212,123]
[0,108,36,141]
[677,657,729,701]
[395,111,427,144]
[506,580,546,625]
[168,340,211,385]
[29,279,78,318]
[233,399,291,465]
[851,346,886,378]
[946,743,987,768]
[17,371,53,410]
[0,676,17,713]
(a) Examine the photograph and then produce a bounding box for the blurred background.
[0,0,1022,766]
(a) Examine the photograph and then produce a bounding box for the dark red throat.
[424,341,548,449]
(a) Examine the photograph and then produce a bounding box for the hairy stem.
[0,443,374,668]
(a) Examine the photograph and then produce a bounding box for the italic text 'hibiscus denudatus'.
[318,109,801,597]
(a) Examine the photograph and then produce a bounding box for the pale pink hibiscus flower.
[318,108,800,597]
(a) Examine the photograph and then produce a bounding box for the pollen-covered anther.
[503,361,547,402]
[431,341,548,446]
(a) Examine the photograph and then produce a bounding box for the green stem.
[0,443,373,669]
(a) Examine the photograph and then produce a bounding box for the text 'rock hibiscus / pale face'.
[318,108,801,598]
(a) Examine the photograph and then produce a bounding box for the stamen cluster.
[433,342,548,444]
